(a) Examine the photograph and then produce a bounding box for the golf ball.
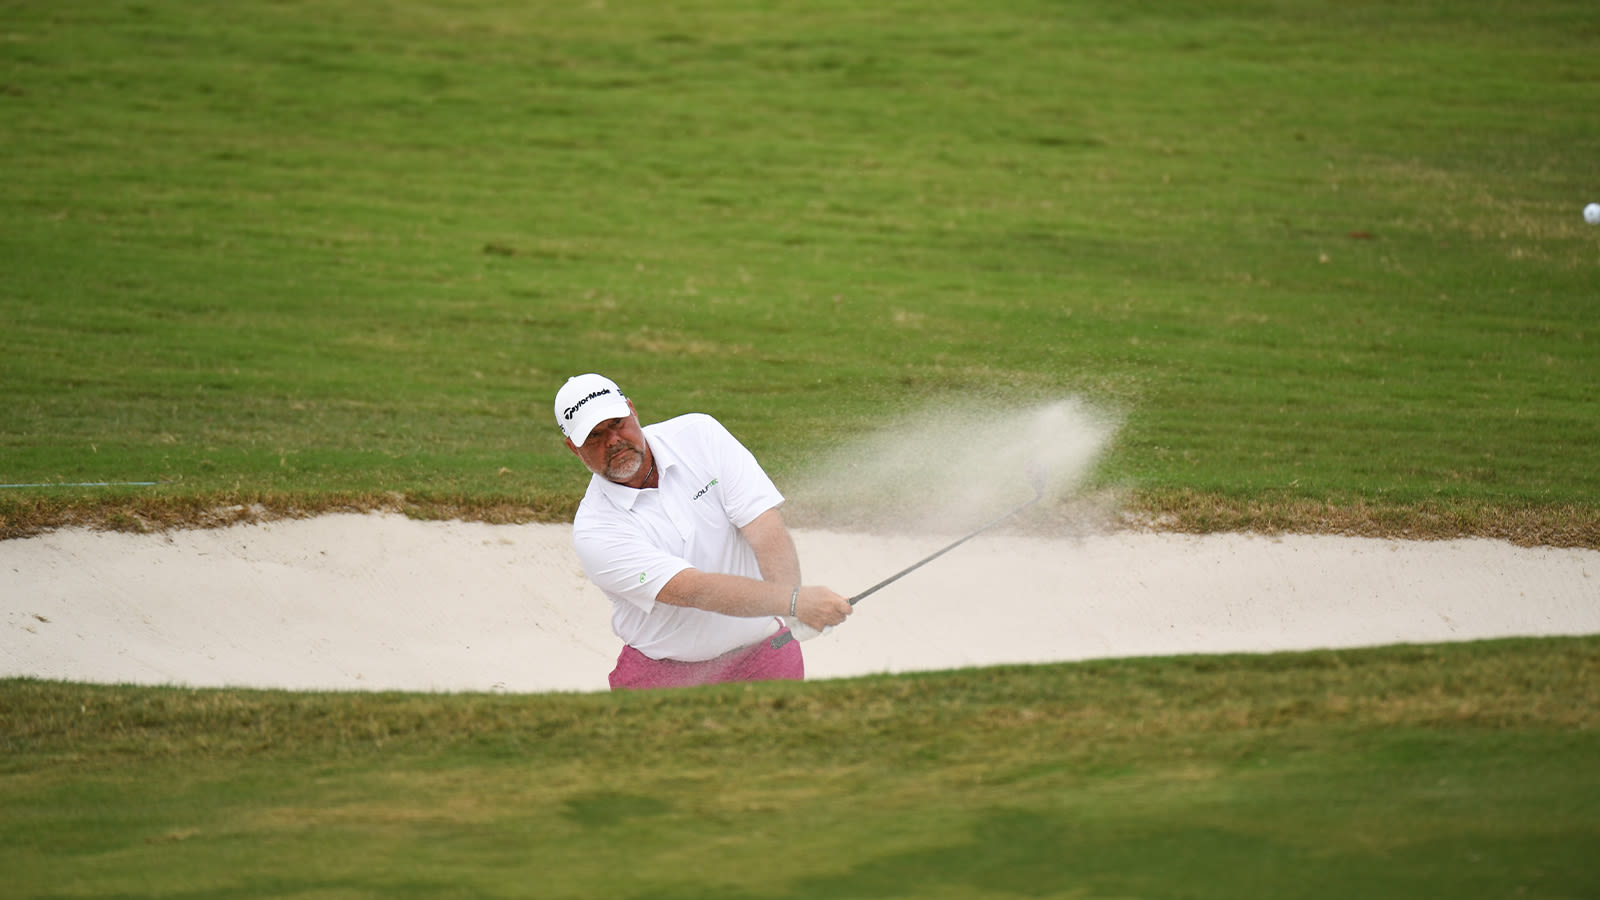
[1586,203,1600,225]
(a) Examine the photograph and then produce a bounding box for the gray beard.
[604,446,644,482]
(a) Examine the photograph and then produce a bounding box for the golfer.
[555,373,853,690]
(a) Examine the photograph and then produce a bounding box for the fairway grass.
[5,4,1598,890]
[4,0,1599,543]
[3,638,1597,898]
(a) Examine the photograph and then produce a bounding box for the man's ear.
[563,437,580,457]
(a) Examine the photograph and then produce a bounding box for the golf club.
[772,464,1048,649]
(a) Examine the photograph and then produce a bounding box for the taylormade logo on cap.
[553,374,631,444]
[562,388,613,422]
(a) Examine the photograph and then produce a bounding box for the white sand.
[3,513,1596,693]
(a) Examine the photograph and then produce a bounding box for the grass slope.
[3,0,1598,542]
[3,638,1597,898]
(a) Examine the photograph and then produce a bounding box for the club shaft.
[770,492,1041,649]
[849,495,1038,604]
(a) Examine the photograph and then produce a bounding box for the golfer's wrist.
[788,585,800,618]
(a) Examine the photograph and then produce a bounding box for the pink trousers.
[609,625,804,690]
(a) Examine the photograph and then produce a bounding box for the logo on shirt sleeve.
[692,477,719,500]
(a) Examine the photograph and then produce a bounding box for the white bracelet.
[789,586,800,617]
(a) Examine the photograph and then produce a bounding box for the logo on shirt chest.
[692,477,718,500]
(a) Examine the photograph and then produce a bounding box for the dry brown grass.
[1121,488,1600,549]
[0,492,580,543]
[3,488,1595,548]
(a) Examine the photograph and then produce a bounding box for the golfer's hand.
[794,585,852,632]
[783,618,830,642]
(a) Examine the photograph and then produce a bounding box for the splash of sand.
[783,394,1121,537]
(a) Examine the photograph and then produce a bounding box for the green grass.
[3,638,1597,898]
[2,0,1598,541]
[3,4,1597,894]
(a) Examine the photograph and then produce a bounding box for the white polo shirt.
[570,413,786,662]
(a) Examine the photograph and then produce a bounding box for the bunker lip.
[3,513,1598,694]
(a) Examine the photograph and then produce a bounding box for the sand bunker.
[3,514,1596,693]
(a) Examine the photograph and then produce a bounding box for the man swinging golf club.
[555,374,853,690]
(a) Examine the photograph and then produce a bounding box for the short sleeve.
[571,500,693,613]
[692,415,784,528]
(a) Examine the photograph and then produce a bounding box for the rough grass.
[0,488,581,542]
[1120,490,1600,549]
[4,0,1598,547]
[6,488,1597,548]
[4,638,1597,899]
[7,638,1596,765]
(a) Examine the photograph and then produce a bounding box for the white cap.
[554,374,631,445]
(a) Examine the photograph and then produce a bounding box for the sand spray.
[783,393,1122,539]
